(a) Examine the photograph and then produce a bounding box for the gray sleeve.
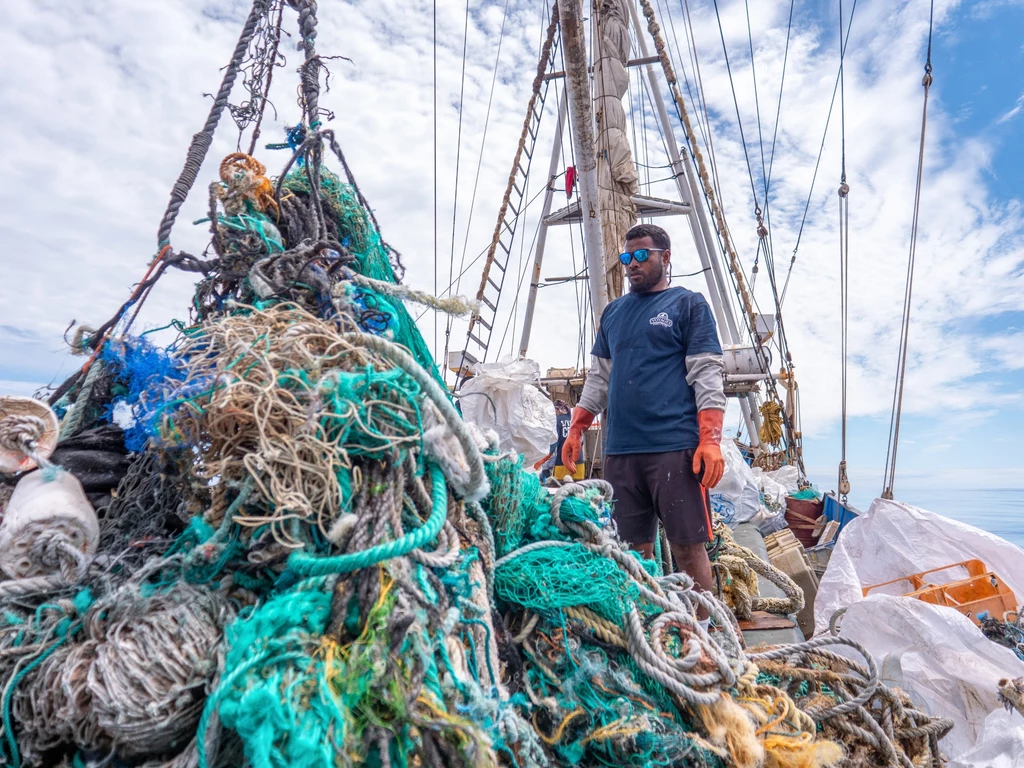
[577,355,610,414]
[685,352,726,411]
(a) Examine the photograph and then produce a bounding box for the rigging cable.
[441,0,473,382]
[779,0,859,308]
[433,0,439,367]
[451,0,513,302]
[882,0,936,500]
[837,0,852,504]
[710,0,762,222]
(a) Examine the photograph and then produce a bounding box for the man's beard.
[628,260,665,293]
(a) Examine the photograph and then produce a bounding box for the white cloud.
[1,0,1023,475]
[997,92,1024,123]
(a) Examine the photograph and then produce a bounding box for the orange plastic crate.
[862,560,1016,626]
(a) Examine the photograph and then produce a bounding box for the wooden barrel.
[785,496,825,548]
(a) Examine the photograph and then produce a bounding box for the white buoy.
[0,396,60,474]
[0,470,99,579]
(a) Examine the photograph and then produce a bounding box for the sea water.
[835,487,1024,549]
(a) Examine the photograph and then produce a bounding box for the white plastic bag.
[764,465,799,494]
[838,596,1024,764]
[815,497,1024,635]
[458,358,556,466]
[709,437,761,525]
[949,708,1024,768]
[815,497,1024,764]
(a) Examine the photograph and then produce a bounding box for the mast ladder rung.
[487,276,502,293]
[476,316,493,332]
[480,295,497,312]
[468,332,487,349]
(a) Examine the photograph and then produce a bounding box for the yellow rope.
[564,605,628,648]
[534,707,586,745]
[759,401,785,447]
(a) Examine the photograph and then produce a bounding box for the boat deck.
[732,522,805,647]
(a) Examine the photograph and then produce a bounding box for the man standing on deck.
[561,224,726,624]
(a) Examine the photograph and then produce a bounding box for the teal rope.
[285,463,448,578]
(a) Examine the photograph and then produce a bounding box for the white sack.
[815,497,1024,636]
[458,358,556,466]
[708,437,761,526]
[817,497,1024,764]
[839,596,1024,764]
[764,464,800,494]
[949,708,1024,768]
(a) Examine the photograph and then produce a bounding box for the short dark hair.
[624,223,670,250]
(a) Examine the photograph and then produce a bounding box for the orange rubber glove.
[561,407,596,475]
[692,409,725,489]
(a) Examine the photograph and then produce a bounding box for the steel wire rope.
[837,0,852,503]
[450,0,513,304]
[882,0,936,500]
[505,2,555,359]
[415,169,561,325]
[746,0,795,307]
[741,0,770,297]
[662,1,794,435]
[779,0,859,309]
[498,211,546,358]
[671,0,748,329]
[710,0,763,219]
[680,0,727,212]
[441,0,473,383]
[433,0,439,365]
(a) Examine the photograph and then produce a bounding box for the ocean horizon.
[807,485,1024,550]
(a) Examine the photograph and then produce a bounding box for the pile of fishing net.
[0,141,954,768]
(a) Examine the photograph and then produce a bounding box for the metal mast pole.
[557,0,609,323]
[519,90,569,357]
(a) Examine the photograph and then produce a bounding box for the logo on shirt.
[649,312,673,328]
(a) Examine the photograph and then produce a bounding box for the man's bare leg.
[631,541,712,621]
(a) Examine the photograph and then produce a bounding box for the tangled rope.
[710,522,804,619]
[12,581,232,765]
[0,1,956,760]
[752,637,952,767]
[0,531,91,600]
[0,415,50,469]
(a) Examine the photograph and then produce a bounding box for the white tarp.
[839,596,1024,764]
[816,498,1024,764]
[815,497,1024,635]
[458,358,556,467]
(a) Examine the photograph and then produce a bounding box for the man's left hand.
[694,409,725,488]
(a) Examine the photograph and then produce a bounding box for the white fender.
[0,470,99,579]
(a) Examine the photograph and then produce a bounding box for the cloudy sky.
[2,0,1023,512]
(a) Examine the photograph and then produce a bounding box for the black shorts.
[604,449,713,546]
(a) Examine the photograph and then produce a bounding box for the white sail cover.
[593,0,638,300]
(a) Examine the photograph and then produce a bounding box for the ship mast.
[547,0,765,448]
[460,0,813,465]
[556,0,610,321]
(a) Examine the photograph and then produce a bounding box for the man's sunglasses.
[618,248,666,265]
